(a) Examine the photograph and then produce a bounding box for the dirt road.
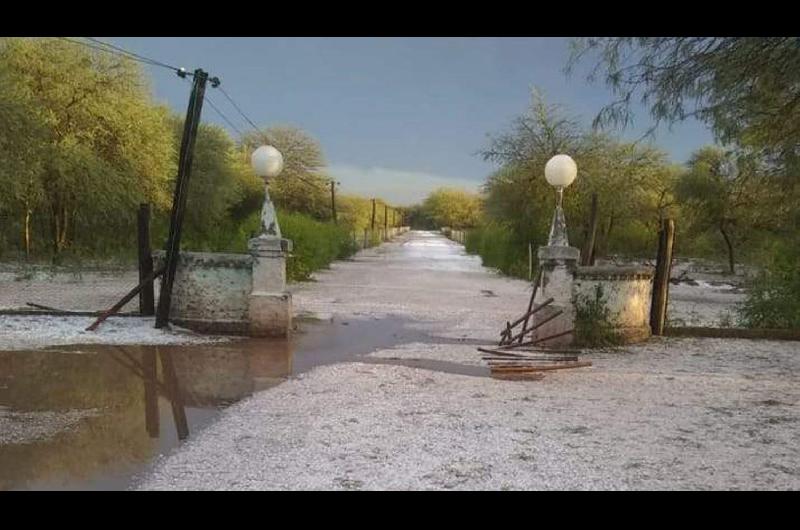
[138,231,800,490]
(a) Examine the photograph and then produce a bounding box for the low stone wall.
[153,251,253,335]
[573,265,654,343]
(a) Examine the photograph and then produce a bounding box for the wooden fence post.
[137,203,155,316]
[581,193,599,266]
[650,218,675,336]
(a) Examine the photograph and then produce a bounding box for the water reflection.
[1,315,441,490]
[0,338,292,490]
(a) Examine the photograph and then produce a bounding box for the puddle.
[0,315,485,490]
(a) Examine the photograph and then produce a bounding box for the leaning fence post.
[137,203,155,316]
[650,218,675,336]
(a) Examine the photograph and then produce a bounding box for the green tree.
[0,37,174,259]
[568,38,800,175]
[479,89,676,259]
[676,146,774,274]
[240,126,331,220]
[165,117,257,250]
[421,188,483,229]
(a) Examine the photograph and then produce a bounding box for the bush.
[737,240,800,329]
[170,209,360,283]
[465,222,532,279]
[278,211,359,282]
[573,284,622,347]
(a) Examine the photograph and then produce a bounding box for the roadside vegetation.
[411,38,800,329]
[0,37,401,281]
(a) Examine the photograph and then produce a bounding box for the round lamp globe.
[251,145,284,179]
[544,154,577,188]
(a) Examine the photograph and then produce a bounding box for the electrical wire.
[204,96,246,137]
[63,40,334,193]
[58,37,188,75]
[215,85,263,134]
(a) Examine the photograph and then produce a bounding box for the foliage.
[277,211,359,281]
[568,37,800,177]
[573,284,622,347]
[465,221,530,279]
[737,240,800,329]
[420,187,483,229]
[476,89,678,265]
[0,37,174,259]
[240,126,331,220]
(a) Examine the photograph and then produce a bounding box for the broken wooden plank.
[490,361,592,372]
[85,266,165,332]
[518,270,542,344]
[506,308,563,344]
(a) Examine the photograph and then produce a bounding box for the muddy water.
[0,315,486,490]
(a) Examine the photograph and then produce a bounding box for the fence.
[350,226,411,250]
[441,227,467,245]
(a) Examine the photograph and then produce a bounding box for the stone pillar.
[533,245,580,347]
[248,235,293,337]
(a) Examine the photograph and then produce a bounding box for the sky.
[113,37,715,205]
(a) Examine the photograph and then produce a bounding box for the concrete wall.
[153,251,253,335]
[573,266,654,343]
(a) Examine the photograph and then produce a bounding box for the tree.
[479,89,676,258]
[568,38,800,175]
[675,146,774,274]
[420,188,483,229]
[240,126,331,219]
[168,117,255,249]
[0,37,175,258]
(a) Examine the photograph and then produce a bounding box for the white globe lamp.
[251,145,284,238]
[251,145,284,181]
[544,154,578,247]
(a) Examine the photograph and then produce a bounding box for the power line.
[216,85,263,134]
[204,96,246,138]
[58,37,187,75]
[56,39,334,205]
[84,37,184,73]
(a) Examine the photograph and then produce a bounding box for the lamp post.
[544,154,577,247]
[251,145,284,238]
[248,144,292,337]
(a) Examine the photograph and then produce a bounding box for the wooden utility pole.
[137,203,155,316]
[156,69,210,329]
[581,193,599,266]
[330,180,337,224]
[371,198,376,231]
[650,218,675,336]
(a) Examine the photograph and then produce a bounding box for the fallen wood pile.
[481,270,591,379]
[477,346,591,378]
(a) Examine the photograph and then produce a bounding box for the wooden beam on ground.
[490,361,592,373]
[85,266,165,331]
[505,328,574,350]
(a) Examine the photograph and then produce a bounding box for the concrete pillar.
[248,235,293,337]
[533,245,580,347]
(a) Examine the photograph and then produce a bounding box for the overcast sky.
[113,37,715,205]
